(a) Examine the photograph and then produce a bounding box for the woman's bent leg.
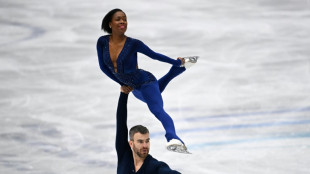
[139,81,183,143]
[158,66,185,93]
[134,66,185,102]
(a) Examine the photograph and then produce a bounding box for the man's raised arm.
[115,92,130,160]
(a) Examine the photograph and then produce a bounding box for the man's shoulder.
[147,155,168,168]
[146,155,159,163]
[145,155,181,174]
[117,148,134,173]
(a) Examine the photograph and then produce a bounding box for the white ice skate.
[166,139,191,154]
[180,56,199,69]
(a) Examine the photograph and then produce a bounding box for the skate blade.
[180,56,199,69]
[167,144,192,154]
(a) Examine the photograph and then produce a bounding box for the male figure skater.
[116,88,181,174]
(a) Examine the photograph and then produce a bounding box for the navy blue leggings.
[132,66,185,143]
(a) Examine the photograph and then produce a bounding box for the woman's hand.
[177,57,185,65]
[121,85,133,94]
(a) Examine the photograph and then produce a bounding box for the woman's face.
[109,11,127,34]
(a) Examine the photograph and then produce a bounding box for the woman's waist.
[114,68,148,75]
[114,69,156,87]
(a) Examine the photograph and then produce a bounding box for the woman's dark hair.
[101,8,124,34]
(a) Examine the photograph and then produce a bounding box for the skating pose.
[116,89,181,173]
[97,8,197,153]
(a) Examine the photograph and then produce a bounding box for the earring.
[109,26,111,28]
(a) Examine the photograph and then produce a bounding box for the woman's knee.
[148,106,165,117]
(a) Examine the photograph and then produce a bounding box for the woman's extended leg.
[136,81,184,143]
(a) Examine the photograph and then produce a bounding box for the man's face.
[129,132,150,158]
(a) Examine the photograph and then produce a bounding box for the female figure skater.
[97,9,197,153]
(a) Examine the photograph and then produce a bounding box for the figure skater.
[116,89,181,173]
[96,8,198,153]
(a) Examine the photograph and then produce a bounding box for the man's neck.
[132,152,146,172]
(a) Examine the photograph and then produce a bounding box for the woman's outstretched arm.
[136,40,183,66]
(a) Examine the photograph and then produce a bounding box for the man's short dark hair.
[129,125,149,141]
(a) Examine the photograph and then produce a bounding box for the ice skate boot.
[166,139,191,154]
[180,56,199,69]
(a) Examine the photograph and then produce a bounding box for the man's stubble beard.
[133,143,149,158]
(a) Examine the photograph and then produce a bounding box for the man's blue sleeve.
[115,92,131,160]
[157,162,182,174]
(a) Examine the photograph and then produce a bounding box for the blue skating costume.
[97,35,185,143]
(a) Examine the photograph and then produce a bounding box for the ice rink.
[1,0,310,173]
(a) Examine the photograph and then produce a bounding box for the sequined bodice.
[97,35,182,88]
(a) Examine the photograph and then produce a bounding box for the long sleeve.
[157,163,182,174]
[145,157,182,174]
[97,37,124,86]
[136,40,182,66]
[115,92,131,160]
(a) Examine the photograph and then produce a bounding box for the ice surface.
[1,0,310,173]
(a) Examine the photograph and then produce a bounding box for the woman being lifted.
[97,8,198,153]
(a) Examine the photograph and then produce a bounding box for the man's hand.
[121,85,133,94]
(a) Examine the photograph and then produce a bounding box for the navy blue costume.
[116,92,181,174]
[97,35,185,142]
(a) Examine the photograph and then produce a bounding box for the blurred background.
[1,0,310,173]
